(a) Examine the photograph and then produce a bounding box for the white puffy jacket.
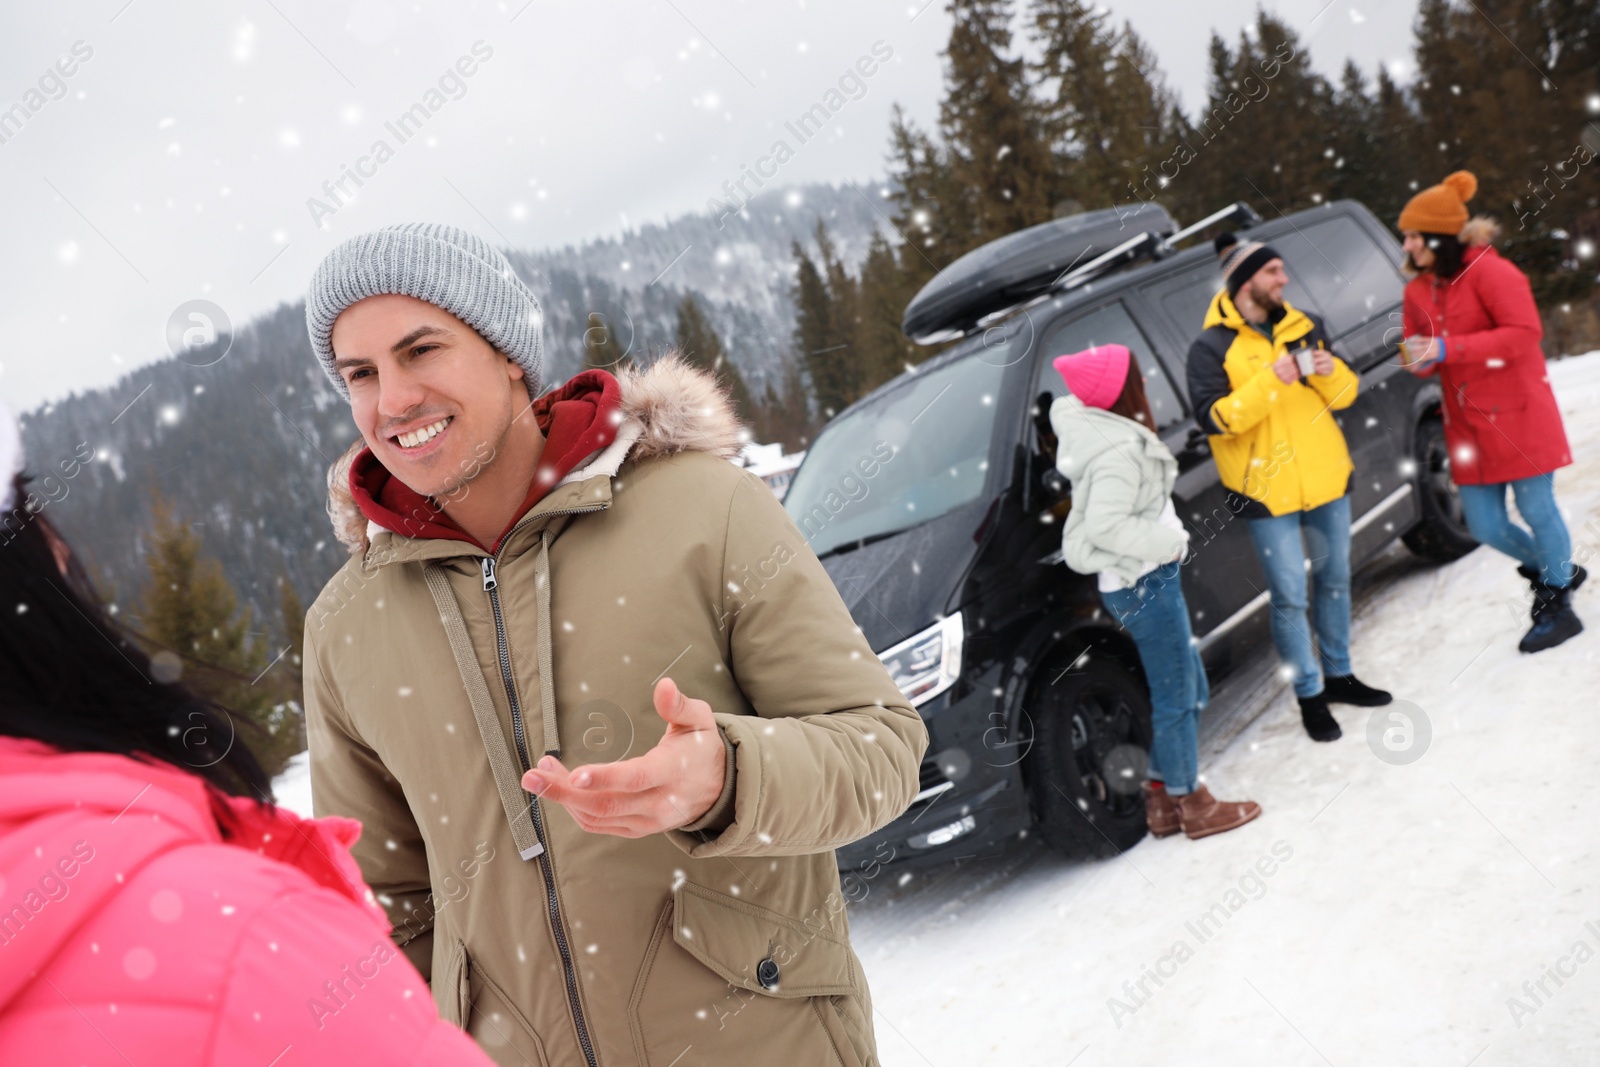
[1050,394,1187,585]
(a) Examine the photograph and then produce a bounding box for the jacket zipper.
[479,502,606,1067]
[481,556,535,770]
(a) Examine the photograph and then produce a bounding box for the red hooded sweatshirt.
[346,370,623,550]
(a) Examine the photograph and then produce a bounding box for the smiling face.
[1401,230,1435,269]
[331,294,531,500]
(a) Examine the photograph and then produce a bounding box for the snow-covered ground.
[851,350,1600,1067]
[273,749,314,819]
[273,351,1600,1066]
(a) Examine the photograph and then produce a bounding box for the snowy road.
[850,351,1600,1067]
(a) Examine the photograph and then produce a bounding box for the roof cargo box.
[901,202,1177,344]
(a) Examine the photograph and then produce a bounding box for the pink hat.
[1052,344,1132,410]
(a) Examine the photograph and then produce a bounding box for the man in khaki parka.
[301,223,926,1067]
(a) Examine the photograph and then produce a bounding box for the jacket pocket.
[1483,389,1528,415]
[439,938,551,1066]
[436,937,470,1028]
[628,885,871,1067]
[1458,381,1528,428]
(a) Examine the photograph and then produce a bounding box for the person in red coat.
[1398,171,1584,653]
[0,403,493,1067]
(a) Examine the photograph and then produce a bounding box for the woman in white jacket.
[1051,344,1260,840]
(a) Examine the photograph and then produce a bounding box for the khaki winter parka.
[304,360,927,1067]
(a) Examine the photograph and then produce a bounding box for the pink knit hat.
[1052,344,1132,410]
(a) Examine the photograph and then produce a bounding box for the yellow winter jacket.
[1184,291,1359,517]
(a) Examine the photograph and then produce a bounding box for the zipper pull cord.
[536,529,561,759]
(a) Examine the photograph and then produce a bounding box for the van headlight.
[877,613,964,707]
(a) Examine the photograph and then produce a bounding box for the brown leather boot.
[1174,785,1262,840]
[1143,783,1180,837]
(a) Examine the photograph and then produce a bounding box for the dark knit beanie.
[1214,232,1282,299]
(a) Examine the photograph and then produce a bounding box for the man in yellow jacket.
[1185,232,1392,742]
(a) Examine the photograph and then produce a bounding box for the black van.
[782,199,1477,875]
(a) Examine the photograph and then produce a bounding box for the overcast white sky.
[1,0,1418,409]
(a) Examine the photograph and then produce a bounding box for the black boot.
[1518,563,1587,594]
[1323,674,1392,707]
[1519,581,1584,653]
[1299,693,1341,742]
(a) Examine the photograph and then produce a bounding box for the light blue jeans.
[1456,473,1574,588]
[1247,496,1353,699]
[1100,562,1208,795]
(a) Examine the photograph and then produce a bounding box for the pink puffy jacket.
[0,737,491,1065]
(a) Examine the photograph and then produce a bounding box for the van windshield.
[785,347,1012,559]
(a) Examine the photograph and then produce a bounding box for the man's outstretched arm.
[525,472,927,857]
[674,473,927,857]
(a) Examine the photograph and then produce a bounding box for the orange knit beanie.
[1398,171,1478,235]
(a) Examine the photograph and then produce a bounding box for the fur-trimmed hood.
[326,354,745,554]
[1458,216,1500,247]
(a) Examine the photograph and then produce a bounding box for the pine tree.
[820,226,863,398]
[884,106,958,299]
[1324,62,1388,214]
[883,0,1056,309]
[137,500,301,777]
[1411,0,1599,313]
[673,293,756,425]
[931,0,1057,247]
[277,575,305,702]
[271,575,307,761]
[1371,66,1425,219]
[855,231,922,387]
[582,311,630,371]
[791,222,862,417]
[1179,16,1339,219]
[1031,1,1177,213]
[750,352,816,453]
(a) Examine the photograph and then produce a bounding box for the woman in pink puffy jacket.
[0,409,491,1066]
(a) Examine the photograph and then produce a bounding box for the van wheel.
[1402,416,1478,562]
[1025,652,1153,859]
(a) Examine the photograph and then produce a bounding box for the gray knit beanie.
[306,222,544,400]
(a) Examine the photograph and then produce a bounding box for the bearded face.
[1244,259,1289,313]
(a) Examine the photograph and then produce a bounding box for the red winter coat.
[0,738,491,1066]
[1402,235,1572,485]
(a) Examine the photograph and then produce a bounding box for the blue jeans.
[1247,496,1353,699]
[1457,474,1574,588]
[1100,562,1208,795]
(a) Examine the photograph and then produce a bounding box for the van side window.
[1272,217,1405,338]
[1158,267,1230,341]
[1034,301,1185,434]
[1156,256,1325,340]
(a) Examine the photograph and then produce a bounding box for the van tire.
[1024,651,1154,859]
[1402,416,1478,563]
